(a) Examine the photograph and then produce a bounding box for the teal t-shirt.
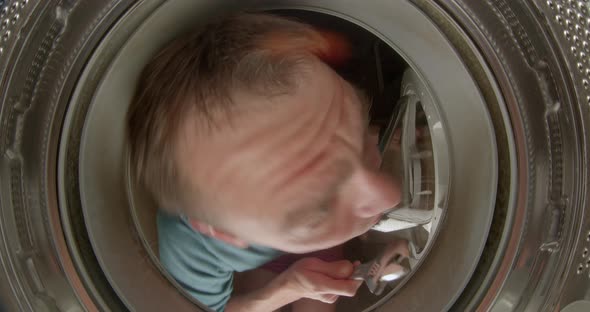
[157,211,282,312]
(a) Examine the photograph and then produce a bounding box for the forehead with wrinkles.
[175,59,362,222]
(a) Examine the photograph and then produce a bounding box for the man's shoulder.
[156,210,282,273]
[157,211,226,273]
[156,211,283,311]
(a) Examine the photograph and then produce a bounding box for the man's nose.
[349,169,402,218]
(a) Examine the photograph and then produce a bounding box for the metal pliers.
[350,241,410,295]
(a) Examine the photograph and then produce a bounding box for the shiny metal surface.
[436,0,589,311]
[540,0,590,310]
[372,67,451,289]
[373,71,448,233]
[0,1,126,311]
[351,241,410,295]
[61,2,197,311]
[0,0,30,58]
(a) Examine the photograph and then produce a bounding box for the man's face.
[177,60,401,253]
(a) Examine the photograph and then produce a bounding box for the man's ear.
[188,219,249,248]
[312,29,352,66]
[260,29,352,66]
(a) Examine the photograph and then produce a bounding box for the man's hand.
[278,258,363,304]
[226,258,361,312]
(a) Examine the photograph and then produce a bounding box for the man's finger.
[304,259,355,279]
[309,273,363,297]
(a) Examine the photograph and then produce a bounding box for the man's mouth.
[372,211,390,226]
[365,215,384,230]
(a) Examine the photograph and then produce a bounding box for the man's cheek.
[362,127,382,168]
[326,214,364,239]
[364,142,382,169]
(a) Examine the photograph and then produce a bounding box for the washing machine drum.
[0,1,589,311]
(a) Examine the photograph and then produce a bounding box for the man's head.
[127,13,400,253]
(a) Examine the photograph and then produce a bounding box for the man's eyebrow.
[283,158,354,229]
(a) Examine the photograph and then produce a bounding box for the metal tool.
[350,242,411,295]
